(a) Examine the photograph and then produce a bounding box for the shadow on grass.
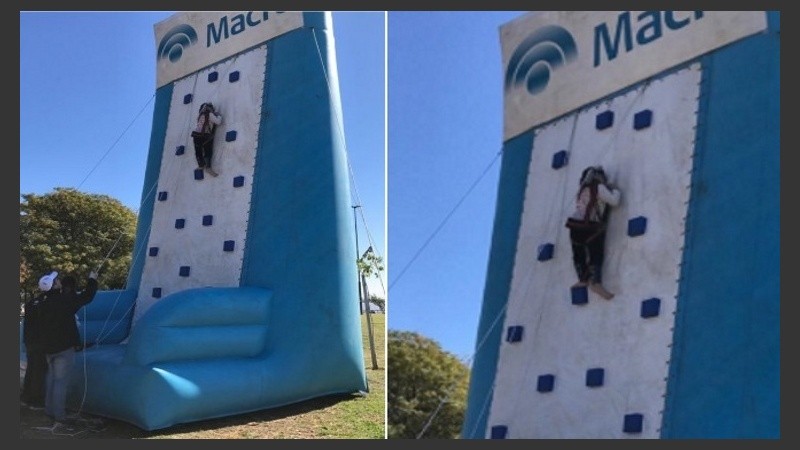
[20,392,362,439]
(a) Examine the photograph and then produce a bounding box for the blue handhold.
[571,286,588,305]
[223,240,235,252]
[634,109,653,130]
[596,110,614,130]
[623,413,644,433]
[490,425,508,439]
[208,71,218,83]
[194,169,204,180]
[157,191,168,202]
[183,94,193,104]
[628,216,648,237]
[551,150,568,169]
[229,71,240,82]
[175,219,185,229]
[537,243,554,261]
[537,374,555,392]
[203,215,213,226]
[152,287,162,298]
[641,298,661,318]
[226,130,237,142]
[176,145,185,155]
[586,368,605,387]
[179,266,190,277]
[148,247,159,257]
[506,326,524,343]
[233,176,245,187]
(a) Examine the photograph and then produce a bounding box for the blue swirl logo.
[505,25,577,96]
[157,24,198,63]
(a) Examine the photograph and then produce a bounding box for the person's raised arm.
[76,271,99,307]
[598,183,621,206]
[210,109,222,125]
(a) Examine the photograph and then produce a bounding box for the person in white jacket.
[192,102,223,177]
[565,166,621,299]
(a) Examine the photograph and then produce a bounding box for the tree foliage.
[369,294,385,313]
[358,246,385,314]
[20,188,137,300]
[357,246,384,279]
[387,330,470,439]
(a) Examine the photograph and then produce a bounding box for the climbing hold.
[157,191,168,201]
[640,298,661,318]
[537,374,555,392]
[175,218,185,229]
[628,216,648,237]
[229,71,240,82]
[152,287,162,298]
[623,413,644,433]
[586,368,605,387]
[208,71,218,83]
[596,110,614,130]
[176,145,185,155]
[226,130,237,142]
[194,168,204,180]
[537,243,554,261]
[634,109,653,130]
[148,247,159,257]
[571,286,588,305]
[202,215,213,226]
[506,325,524,343]
[183,94,193,104]
[490,425,508,439]
[551,150,568,169]
[223,240,235,252]
[179,266,190,277]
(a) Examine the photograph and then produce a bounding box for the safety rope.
[414,297,511,438]
[390,151,502,291]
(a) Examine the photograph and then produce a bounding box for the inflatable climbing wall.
[463,11,779,439]
[65,11,368,431]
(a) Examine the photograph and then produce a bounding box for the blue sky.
[388,12,525,361]
[19,11,387,297]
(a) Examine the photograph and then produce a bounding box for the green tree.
[357,246,384,314]
[20,188,137,300]
[388,330,470,439]
[357,245,384,279]
[369,294,385,313]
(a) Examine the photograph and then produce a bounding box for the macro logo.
[157,24,199,63]
[505,25,577,96]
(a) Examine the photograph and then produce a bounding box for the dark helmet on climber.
[580,165,607,186]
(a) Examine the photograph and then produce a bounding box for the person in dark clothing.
[192,102,223,177]
[20,271,59,409]
[565,166,621,300]
[38,271,98,426]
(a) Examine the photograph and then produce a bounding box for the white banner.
[501,11,767,140]
[154,11,303,87]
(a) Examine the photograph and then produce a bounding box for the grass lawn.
[20,313,386,439]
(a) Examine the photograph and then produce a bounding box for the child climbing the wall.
[192,102,223,177]
[565,165,621,300]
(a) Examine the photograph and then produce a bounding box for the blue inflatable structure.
[463,11,778,439]
[37,11,368,431]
